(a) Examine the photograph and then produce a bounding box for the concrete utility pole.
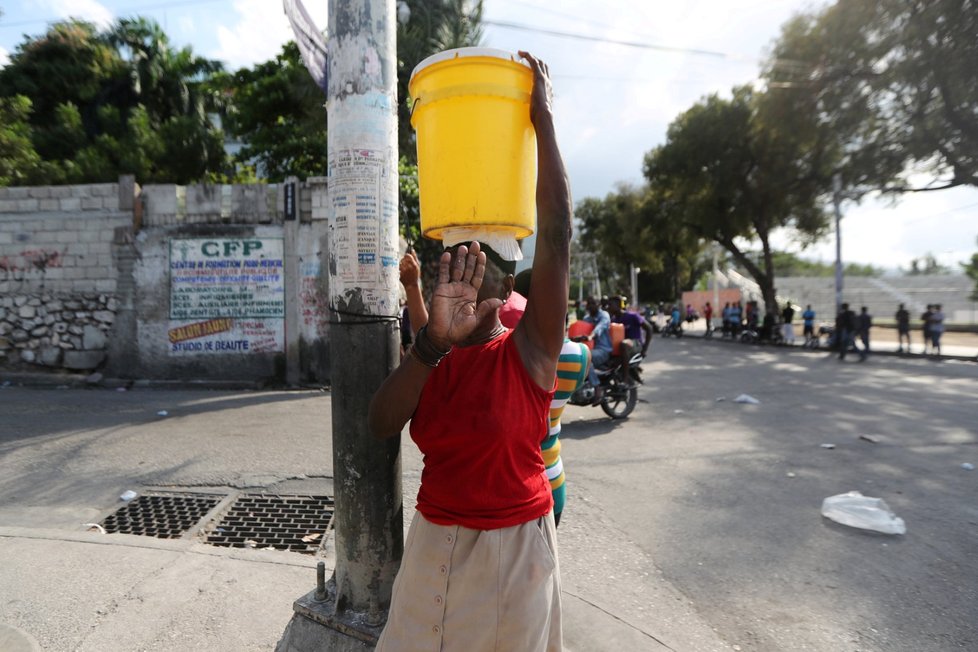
[712,244,721,329]
[630,263,639,308]
[833,173,844,314]
[277,1,401,649]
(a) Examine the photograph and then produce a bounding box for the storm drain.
[100,492,224,538]
[205,494,334,554]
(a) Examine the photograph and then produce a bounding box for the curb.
[0,370,266,391]
[683,332,977,362]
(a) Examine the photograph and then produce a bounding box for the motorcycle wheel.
[601,376,637,419]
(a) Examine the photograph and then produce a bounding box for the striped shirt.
[543,339,590,516]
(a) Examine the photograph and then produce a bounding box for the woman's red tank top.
[410,329,555,530]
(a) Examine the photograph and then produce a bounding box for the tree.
[644,87,833,312]
[906,253,951,276]
[0,96,44,186]
[576,184,704,301]
[215,42,328,182]
[765,0,978,196]
[962,238,978,300]
[0,18,227,185]
[396,0,484,161]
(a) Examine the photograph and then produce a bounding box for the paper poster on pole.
[327,147,399,312]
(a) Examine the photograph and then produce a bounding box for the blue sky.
[1,0,976,271]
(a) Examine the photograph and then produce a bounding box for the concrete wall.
[0,177,331,384]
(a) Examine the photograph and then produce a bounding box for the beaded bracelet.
[410,325,452,368]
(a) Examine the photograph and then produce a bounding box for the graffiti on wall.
[167,238,285,355]
[299,259,329,335]
[0,248,66,284]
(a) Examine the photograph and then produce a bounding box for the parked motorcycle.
[568,351,644,419]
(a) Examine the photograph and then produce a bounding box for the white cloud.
[41,0,114,29]
[0,45,9,68]
[210,0,327,70]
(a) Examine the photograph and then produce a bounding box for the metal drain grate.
[206,494,334,554]
[101,492,223,538]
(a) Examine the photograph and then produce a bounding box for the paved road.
[557,337,978,651]
[1,339,975,651]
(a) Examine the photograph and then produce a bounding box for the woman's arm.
[512,52,573,390]
[399,247,429,337]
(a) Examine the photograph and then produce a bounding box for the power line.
[483,18,813,72]
[494,0,651,42]
[903,200,978,226]
[483,18,734,60]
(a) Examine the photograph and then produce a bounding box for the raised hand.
[426,242,501,349]
[399,247,421,288]
[518,51,553,127]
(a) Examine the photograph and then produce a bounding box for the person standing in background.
[781,301,796,345]
[857,306,871,361]
[930,304,945,357]
[895,303,911,353]
[921,304,933,355]
[802,304,816,346]
[836,303,857,360]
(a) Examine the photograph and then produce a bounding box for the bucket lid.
[409,47,529,84]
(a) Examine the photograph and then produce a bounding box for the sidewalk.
[0,521,688,651]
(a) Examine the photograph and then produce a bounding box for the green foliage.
[766,0,978,194]
[644,86,833,310]
[214,42,327,182]
[397,0,485,162]
[0,18,227,185]
[576,183,705,301]
[906,253,951,276]
[0,96,44,186]
[398,156,421,239]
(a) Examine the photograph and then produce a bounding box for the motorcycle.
[660,319,683,338]
[567,351,644,419]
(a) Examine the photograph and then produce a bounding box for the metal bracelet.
[411,326,451,367]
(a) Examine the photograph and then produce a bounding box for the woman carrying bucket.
[368,50,572,651]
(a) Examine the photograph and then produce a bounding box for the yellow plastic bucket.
[409,48,536,242]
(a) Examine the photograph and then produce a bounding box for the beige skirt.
[376,511,562,652]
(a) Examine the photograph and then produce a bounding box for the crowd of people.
[641,299,950,359]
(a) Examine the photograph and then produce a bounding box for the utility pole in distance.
[277,1,401,649]
[833,173,844,315]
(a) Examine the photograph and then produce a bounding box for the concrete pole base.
[276,588,384,652]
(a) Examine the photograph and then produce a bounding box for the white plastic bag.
[733,394,760,404]
[821,491,906,535]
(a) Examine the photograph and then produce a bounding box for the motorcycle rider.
[670,304,682,334]
[581,296,613,404]
[607,295,651,385]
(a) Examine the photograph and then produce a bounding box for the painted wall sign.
[166,318,283,355]
[167,238,285,356]
[169,238,285,320]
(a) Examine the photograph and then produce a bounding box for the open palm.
[427,242,499,348]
